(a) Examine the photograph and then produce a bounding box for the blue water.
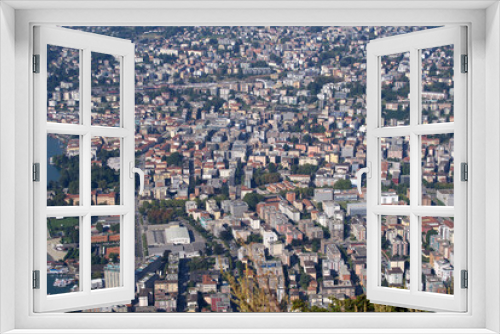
[47,135,64,183]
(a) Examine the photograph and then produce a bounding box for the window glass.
[91,215,121,290]
[421,45,454,124]
[421,216,454,294]
[381,215,410,290]
[421,134,454,206]
[380,136,410,205]
[91,52,121,127]
[47,217,80,295]
[47,45,80,124]
[381,52,410,127]
[91,136,121,205]
[47,134,80,206]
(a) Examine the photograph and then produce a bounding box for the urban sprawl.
[45,26,456,312]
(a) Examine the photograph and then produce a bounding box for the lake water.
[47,135,64,183]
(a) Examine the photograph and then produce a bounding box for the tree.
[96,222,103,233]
[252,60,269,68]
[221,184,229,197]
[109,253,119,263]
[166,152,183,166]
[68,181,79,195]
[333,179,352,190]
[292,164,318,176]
[291,294,421,313]
[234,160,244,186]
[213,243,225,255]
[311,239,320,252]
[220,230,233,242]
[204,96,226,113]
[236,261,244,277]
[268,162,277,173]
[188,256,214,271]
[223,267,285,312]
[270,53,282,65]
[307,76,341,95]
[246,233,263,244]
[253,170,281,187]
[243,193,265,211]
[303,134,312,144]
[299,271,311,290]
[310,124,326,133]
[110,224,120,233]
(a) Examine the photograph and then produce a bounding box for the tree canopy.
[333,179,352,190]
[243,193,265,211]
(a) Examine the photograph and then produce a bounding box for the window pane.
[91,52,121,127]
[380,136,410,205]
[91,215,121,290]
[381,215,410,289]
[421,134,454,206]
[421,216,454,294]
[47,45,80,124]
[47,134,80,206]
[381,52,410,127]
[421,45,454,124]
[91,136,121,205]
[47,217,80,295]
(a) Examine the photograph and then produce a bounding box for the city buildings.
[46,25,454,312]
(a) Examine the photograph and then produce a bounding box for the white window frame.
[0,1,499,333]
[33,26,136,312]
[365,26,467,312]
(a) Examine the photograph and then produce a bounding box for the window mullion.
[46,123,89,135]
[89,205,130,216]
[413,123,454,135]
[372,126,411,138]
[82,48,92,208]
[89,126,129,138]
[79,214,88,294]
[372,205,411,215]
[409,47,420,294]
[81,48,92,294]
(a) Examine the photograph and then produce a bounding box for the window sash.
[366,26,467,312]
[32,26,136,313]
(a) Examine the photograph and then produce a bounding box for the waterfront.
[47,274,78,295]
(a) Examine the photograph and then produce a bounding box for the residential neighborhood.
[45,26,456,312]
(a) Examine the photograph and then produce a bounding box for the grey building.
[314,188,334,202]
[244,166,253,189]
[347,203,367,216]
[104,263,120,289]
[230,200,249,218]
[437,189,454,206]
